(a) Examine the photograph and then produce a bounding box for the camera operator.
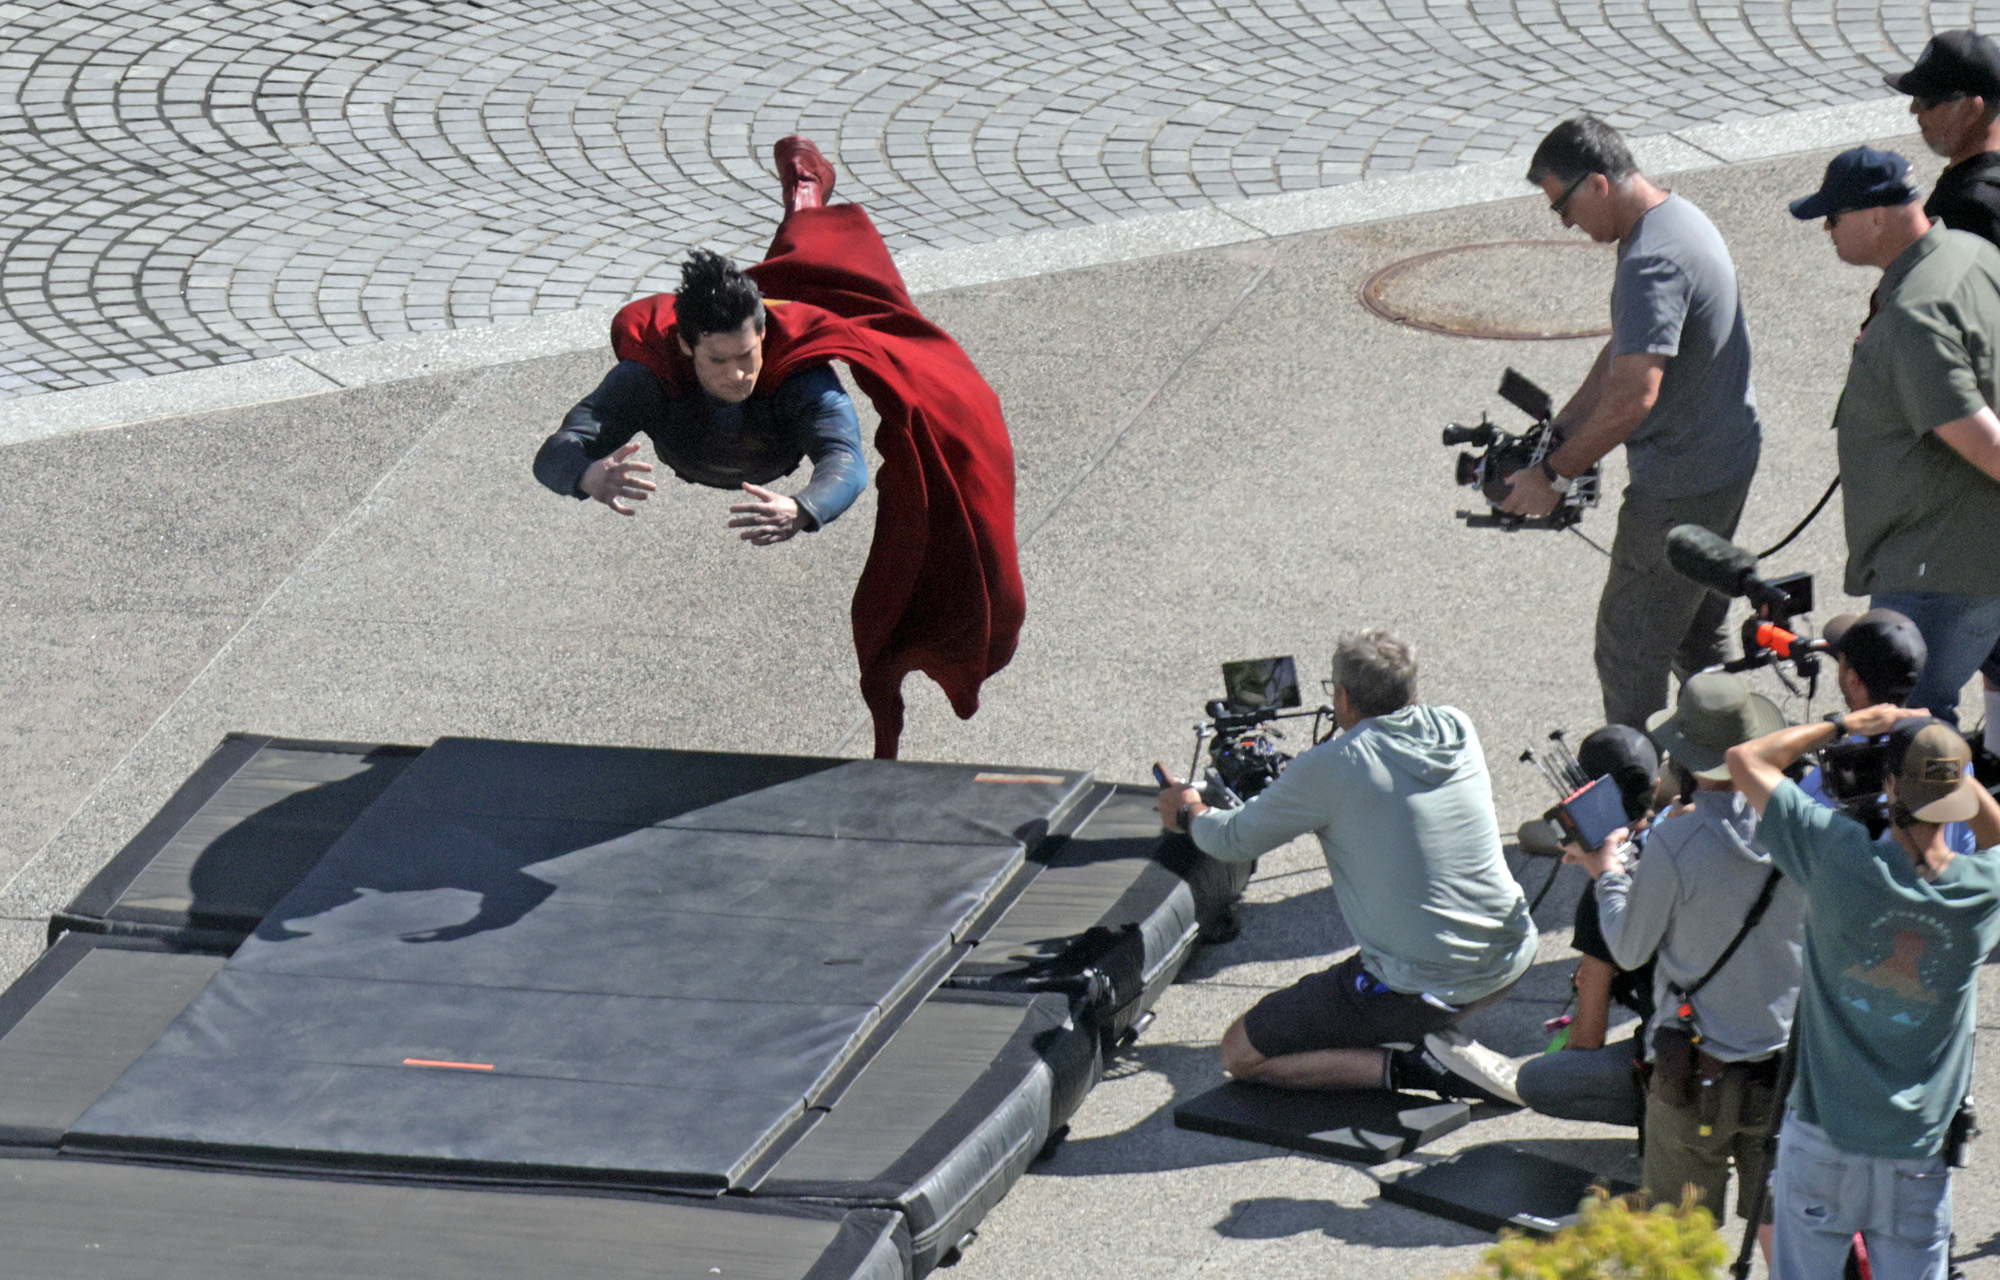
[1728,709,2000,1278]
[1565,673,1804,1259]
[1802,609,1980,856]
[1502,117,1762,731]
[1516,725,1663,1128]
[1155,629,1537,1104]
[1787,148,2000,730]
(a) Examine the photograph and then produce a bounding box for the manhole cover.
[1361,240,1613,340]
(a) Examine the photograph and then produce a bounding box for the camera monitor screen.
[1221,656,1300,712]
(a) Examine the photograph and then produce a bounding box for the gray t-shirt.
[1611,194,1761,498]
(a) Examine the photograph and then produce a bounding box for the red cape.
[610,205,1024,759]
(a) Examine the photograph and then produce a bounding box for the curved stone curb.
[0,96,1911,449]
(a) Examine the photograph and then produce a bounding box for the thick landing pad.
[0,1157,907,1280]
[755,990,1097,1276]
[1174,1082,1469,1164]
[0,935,221,1147]
[52,735,422,950]
[949,787,1244,1046]
[69,739,1090,1191]
[1377,1143,1638,1236]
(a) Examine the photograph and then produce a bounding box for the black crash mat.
[52,734,421,949]
[1174,1082,1470,1164]
[71,739,1091,1191]
[0,1157,908,1280]
[0,935,220,1147]
[756,990,1097,1276]
[1378,1143,1639,1235]
[948,786,1238,1044]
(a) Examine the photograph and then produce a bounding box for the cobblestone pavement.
[0,0,1987,396]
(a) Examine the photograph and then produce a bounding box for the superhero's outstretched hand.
[729,482,806,545]
[580,442,657,515]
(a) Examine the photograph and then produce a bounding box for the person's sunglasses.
[1826,208,1847,229]
[1915,91,1969,111]
[1550,172,1590,217]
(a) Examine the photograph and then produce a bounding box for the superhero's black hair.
[675,249,765,342]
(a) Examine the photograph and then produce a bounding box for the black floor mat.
[1377,1142,1638,1235]
[0,1156,908,1280]
[1174,1082,1470,1164]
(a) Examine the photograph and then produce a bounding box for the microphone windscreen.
[1665,524,1757,598]
[1517,818,1566,858]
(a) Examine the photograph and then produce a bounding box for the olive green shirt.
[1834,222,2000,596]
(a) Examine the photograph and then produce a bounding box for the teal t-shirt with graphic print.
[1757,780,2000,1158]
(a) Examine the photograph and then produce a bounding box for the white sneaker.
[1422,1029,1524,1107]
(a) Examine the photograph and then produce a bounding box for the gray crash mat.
[948,786,1244,1046]
[51,734,422,950]
[0,935,221,1147]
[755,990,1097,1276]
[0,1156,908,1280]
[1174,1082,1470,1164]
[70,739,1090,1191]
[1377,1143,1638,1235]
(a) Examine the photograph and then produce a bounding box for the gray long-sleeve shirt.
[1594,788,1804,1062]
[1190,704,1537,1005]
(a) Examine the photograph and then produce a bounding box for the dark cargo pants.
[1595,476,1754,730]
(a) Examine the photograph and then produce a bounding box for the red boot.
[774,136,836,213]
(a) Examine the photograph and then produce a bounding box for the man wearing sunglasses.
[1788,149,2000,734]
[1886,30,2000,761]
[1503,117,1762,731]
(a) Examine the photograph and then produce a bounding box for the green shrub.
[1460,1190,1728,1279]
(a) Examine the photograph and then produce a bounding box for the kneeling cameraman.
[1729,709,2000,1278]
[1155,629,1538,1103]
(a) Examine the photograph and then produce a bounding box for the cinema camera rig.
[1441,369,1601,531]
[1180,656,1335,807]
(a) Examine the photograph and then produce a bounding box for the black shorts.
[1240,953,1460,1059]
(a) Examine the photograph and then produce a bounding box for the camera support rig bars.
[1442,368,1601,531]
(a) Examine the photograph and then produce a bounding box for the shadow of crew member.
[1155,628,1537,1105]
[1729,709,2000,1279]
[1564,672,1804,1267]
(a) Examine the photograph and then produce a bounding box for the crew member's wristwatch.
[1824,711,1848,737]
[1539,456,1573,495]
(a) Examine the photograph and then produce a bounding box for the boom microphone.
[1664,524,1793,610]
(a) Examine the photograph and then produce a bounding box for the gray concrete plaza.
[7,119,2000,1272]
[0,0,1989,398]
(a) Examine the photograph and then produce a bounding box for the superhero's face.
[680,318,765,403]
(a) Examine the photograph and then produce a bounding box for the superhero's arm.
[778,364,868,530]
[534,361,664,498]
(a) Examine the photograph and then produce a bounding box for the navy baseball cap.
[1885,31,2000,103]
[1788,148,1919,220]
[1823,609,1927,702]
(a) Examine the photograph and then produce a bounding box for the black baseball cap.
[1885,31,2000,103]
[1824,609,1927,702]
[1789,148,1919,220]
[1578,725,1662,821]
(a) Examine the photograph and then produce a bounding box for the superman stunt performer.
[532,137,1024,759]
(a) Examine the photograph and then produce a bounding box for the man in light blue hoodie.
[1157,629,1539,1103]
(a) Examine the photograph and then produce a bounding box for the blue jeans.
[1773,1112,1951,1280]
[1870,592,2000,728]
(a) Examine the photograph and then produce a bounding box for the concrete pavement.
[7,124,2000,1276]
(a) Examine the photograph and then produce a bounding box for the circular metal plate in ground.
[1361,240,1613,340]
